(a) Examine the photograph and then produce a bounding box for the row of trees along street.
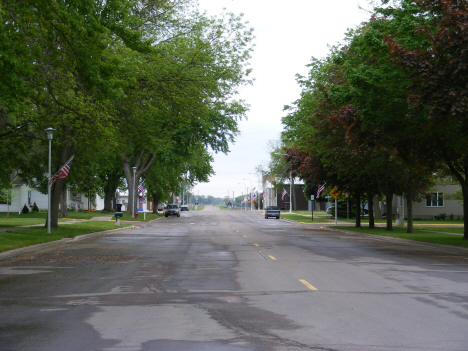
[0,0,253,227]
[277,0,468,239]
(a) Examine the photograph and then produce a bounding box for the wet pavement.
[1,206,468,350]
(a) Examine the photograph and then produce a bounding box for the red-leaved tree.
[384,0,468,239]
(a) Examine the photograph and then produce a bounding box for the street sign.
[324,195,332,199]
[311,195,315,201]
[330,187,341,200]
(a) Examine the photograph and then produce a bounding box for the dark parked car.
[180,205,189,211]
[265,205,280,219]
[164,204,180,217]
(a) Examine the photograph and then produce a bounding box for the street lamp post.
[132,166,137,218]
[45,127,55,234]
[238,183,247,211]
[289,171,293,214]
[243,178,253,210]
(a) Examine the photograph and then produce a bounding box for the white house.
[0,182,104,213]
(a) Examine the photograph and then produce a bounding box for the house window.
[0,190,11,205]
[426,192,444,207]
[28,191,32,205]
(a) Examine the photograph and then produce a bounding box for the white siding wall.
[0,185,48,213]
[0,185,103,213]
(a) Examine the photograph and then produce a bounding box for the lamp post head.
[132,166,137,174]
[45,127,55,140]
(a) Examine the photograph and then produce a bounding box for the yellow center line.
[299,279,318,291]
[243,235,248,238]
[254,244,259,247]
[268,255,277,260]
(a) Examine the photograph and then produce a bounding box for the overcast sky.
[192,0,371,199]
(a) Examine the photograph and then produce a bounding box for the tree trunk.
[438,149,468,239]
[48,146,74,229]
[292,178,296,211]
[113,194,117,211]
[406,193,413,233]
[152,193,160,214]
[462,185,468,240]
[123,161,138,215]
[385,190,393,231]
[103,185,115,212]
[373,195,382,219]
[367,191,375,229]
[121,151,156,215]
[60,183,68,218]
[355,193,361,227]
[49,179,65,228]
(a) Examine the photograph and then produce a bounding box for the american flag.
[252,193,257,200]
[263,191,269,199]
[317,184,326,198]
[138,182,145,200]
[49,156,74,184]
[282,188,288,201]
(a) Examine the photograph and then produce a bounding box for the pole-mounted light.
[45,127,55,234]
[132,167,137,219]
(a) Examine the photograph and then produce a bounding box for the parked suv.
[164,204,180,218]
[180,205,189,211]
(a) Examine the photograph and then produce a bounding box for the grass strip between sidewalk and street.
[335,226,468,248]
[0,222,131,253]
[281,214,331,223]
[281,213,468,248]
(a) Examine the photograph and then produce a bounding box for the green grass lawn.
[0,222,131,253]
[281,212,467,248]
[282,214,335,223]
[117,212,162,222]
[219,206,230,210]
[294,211,328,216]
[337,226,468,248]
[0,210,164,225]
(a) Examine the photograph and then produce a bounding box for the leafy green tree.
[382,0,468,238]
[113,10,253,214]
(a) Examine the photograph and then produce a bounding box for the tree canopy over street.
[0,0,253,226]
[278,0,468,239]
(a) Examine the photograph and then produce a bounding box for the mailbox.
[114,212,123,226]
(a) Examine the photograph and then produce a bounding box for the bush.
[449,214,454,220]
[328,200,356,218]
[21,204,30,214]
[434,213,447,220]
[32,202,39,212]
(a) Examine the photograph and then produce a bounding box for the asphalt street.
[1,206,468,351]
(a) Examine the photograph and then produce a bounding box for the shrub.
[328,200,357,218]
[32,202,39,212]
[434,213,446,220]
[21,204,30,214]
[449,214,454,220]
